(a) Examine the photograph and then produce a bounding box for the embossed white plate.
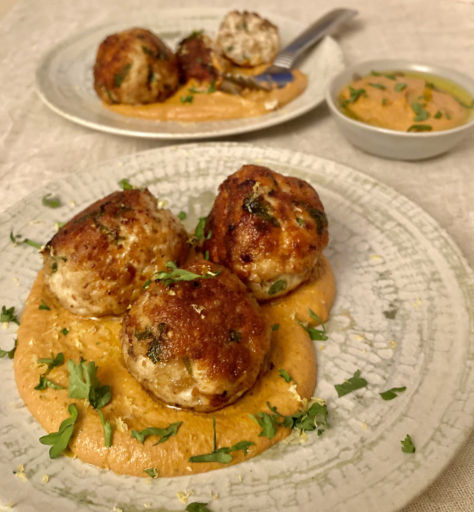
[0,143,473,512]
[35,8,344,139]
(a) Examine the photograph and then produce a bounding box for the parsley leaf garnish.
[341,86,366,107]
[97,409,113,447]
[297,308,328,341]
[395,82,407,92]
[371,70,398,80]
[150,261,220,287]
[10,231,42,249]
[144,467,160,478]
[243,194,280,227]
[401,434,416,453]
[180,94,194,104]
[379,386,406,400]
[186,503,212,512]
[0,338,17,359]
[434,110,442,119]
[272,323,280,331]
[118,178,134,190]
[1,305,19,324]
[67,359,111,409]
[61,327,69,336]
[411,101,430,122]
[368,82,386,90]
[131,422,182,445]
[334,370,367,397]
[114,63,131,88]
[39,403,78,458]
[42,193,62,208]
[177,211,187,221]
[189,417,254,464]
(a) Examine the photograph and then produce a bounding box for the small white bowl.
[325,59,474,160]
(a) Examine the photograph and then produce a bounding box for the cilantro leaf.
[401,434,416,453]
[42,193,62,208]
[249,409,280,439]
[131,421,182,445]
[186,503,211,512]
[189,417,254,463]
[1,305,20,324]
[39,299,51,311]
[67,359,111,410]
[0,338,17,359]
[334,370,368,397]
[144,467,159,478]
[35,352,65,390]
[379,386,407,400]
[39,403,78,458]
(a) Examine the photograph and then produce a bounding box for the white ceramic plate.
[0,143,473,512]
[34,8,344,140]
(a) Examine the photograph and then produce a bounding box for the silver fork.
[222,8,358,92]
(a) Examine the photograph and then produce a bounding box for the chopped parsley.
[97,409,113,447]
[39,403,78,458]
[278,369,294,383]
[192,216,212,243]
[180,94,194,104]
[371,70,398,80]
[186,503,211,512]
[61,327,69,336]
[177,211,187,221]
[42,193,62,208]
[114,63,131,88]
[131,421,182,445]
[297,308,328,341]
[334,370,367,397]
[272,323,280,331]
[118,178,134,190]
[229,330,242,342]
[243,194,280,227]
[341,86,366,107]
[39,299,51,311]
[368,82,386,90]
[380,386,406,400]
[1,305,19,324]
[35,352,65,391]
[407,124,432,132]
[10,231,42,249]
[401,434,416,453]
[434,110,442,119]
[268,279,287,296]
[150,261,220,288]
[411,101,430,122]
[207,80,216,93]
[395,82,407,92]
[189,417,254,464]
[250,400,329,439]
[144,467,160,478]
[0,338,17,359]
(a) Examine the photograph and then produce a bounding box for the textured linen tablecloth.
[0,0,472,510]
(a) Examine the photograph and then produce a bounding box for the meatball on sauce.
[14,168,335,478]
[97,12,307,122]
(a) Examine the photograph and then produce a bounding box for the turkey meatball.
[94,27,179,105]
[120,259,270,412]
[176,31,228,84]
[203,165,329,300]
[42,189,188,317]
[216,11,279,67]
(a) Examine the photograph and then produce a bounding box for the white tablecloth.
[0,0,472,510]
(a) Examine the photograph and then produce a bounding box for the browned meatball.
[94,27,179,105]
[203,165,329,300]
[216,11,279,67]
[176,31,228,84]
[120,259,271,412]
[42,189,188,317]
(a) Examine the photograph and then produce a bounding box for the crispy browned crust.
[93,27,179,105]
[120,259,271,411]
[176,32,226,83]
[203,165,329,298]
[42,188,188,316]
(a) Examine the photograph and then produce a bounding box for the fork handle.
[271,8,358,70]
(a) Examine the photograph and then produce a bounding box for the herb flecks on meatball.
[216,11,279,67]
[42,189,188,317]
[94,27,179,105]
[203,165,328,300]
[120,260,271,412]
